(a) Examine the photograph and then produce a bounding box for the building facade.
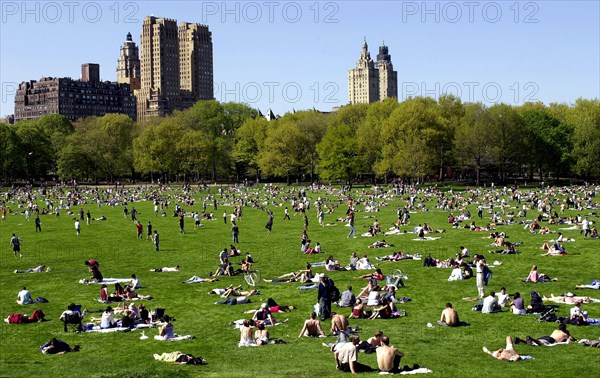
[14,64,136,123]
[135,16,213,122]
[348,39,397,104]
[116,32,141,90]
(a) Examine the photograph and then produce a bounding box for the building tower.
[179,22,213,107]
[136,16,180,122]
[81,63,100,83]
[116,32,141,90]
[377,42,397,101]
[348,38,379,104]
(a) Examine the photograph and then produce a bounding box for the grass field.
[0,184,599,378]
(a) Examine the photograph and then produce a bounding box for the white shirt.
[497,292,510,308]
[481,296,498,313]
[448,267,463,281]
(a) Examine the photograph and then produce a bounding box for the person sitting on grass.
[298,312,325,337]
[155,315,175,340]
[510,292,526,315]
[438,303,460,326]
[481,291,502,313]
[239,319,256,347]
[483,336,521,361]
[525,265,556,283]
[514,323,574,346]
[16,286,33,305]
[253,303,277,325]
[349,298,368,319]
[376,336,404,374]
[255,323,269,345]
[40,338,80,354]
[60,303,83,332]
[100,306,117,329]
[333,335,374,373]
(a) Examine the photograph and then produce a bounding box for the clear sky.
[1,1,598,117]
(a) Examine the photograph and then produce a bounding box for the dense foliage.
[2,97,599,183]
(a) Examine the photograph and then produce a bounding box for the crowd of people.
[1,181,599,374]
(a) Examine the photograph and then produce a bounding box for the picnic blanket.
[80,278,133,285]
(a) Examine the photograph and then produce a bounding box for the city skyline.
[1,1,598,117]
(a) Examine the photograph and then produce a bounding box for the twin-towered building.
[348,39,398,104]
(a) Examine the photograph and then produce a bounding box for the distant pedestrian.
[1,208,6,222]
[153,231,160,251]
[147,221,153,241]
[136,221,143,239]
[131,207,138,222]
[179,215,185,234]
[75,220,81,236]
[232,222,239,244]
[35,216,42,232]
[10,233,23,257]
[283,207,290,220]
[86,210,91,225]
[265,210,274,235]
[223,211,227,224]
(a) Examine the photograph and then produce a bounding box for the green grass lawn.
[0,185,599,378]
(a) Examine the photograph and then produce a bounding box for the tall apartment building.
[116,32,141,90]
[135,16,213,122]
[14,64,136,123]
[348,39,397,104]
[377,44,398,101]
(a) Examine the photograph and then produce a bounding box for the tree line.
[1,96,598,185]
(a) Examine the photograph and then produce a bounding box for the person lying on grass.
[514,323,575,346]
[208,285,258,297]
[482,336,521,361]
[14,265,49,273]
[150,266,180,272]
[40,338,80,354]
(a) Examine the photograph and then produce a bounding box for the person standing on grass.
[131,207,138,222]
[347,210,356,238]
[153,230,160,251]
[75,219,81,236]
[147,221,153,241]
[284,207,290,220]
[179,214,185,234]
[232,222,239,244]
[1,208,6,222]
[475,254,486,298]
[35,216,42,232]
[10,233,23,257]
[86,210,91,225]
[265,209,274,235]
[136,221,143,239]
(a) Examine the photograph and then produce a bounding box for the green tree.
[0,125,25,181]
[568,99,600,177]
[438,95,464,180]
[454,103,493,186]
[487,104,525,182]
[257,119,304,184]
[233,117,269,180]
[317,123,359,183]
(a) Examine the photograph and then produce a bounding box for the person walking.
[35,216,42,232]
[147,221,153,241]
[10,233,23,257]
[347,211,356,239]
[75,220,81,236]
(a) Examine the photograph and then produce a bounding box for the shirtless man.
[376,336,404,373]
[331,313,350,340]
[438,303,460,326]
[514,323,574,346]
[483,336,521,361]
[298,312,326,337]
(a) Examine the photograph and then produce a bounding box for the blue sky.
[1,1,598,117]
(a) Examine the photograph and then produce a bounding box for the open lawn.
[0,184,599,378]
